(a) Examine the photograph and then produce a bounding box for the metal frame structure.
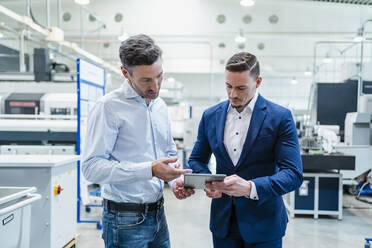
[76,58,106,230]
[288,172,343,220]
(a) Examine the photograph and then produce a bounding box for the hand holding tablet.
[184,173,226,189]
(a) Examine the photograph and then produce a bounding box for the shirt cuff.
[168,175,182,190]
[245,181,259,200]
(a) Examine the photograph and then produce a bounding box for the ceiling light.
[322,53,333,64]
[118,32,129,42]
[0,32,3,38]
[353,28,364,42]
[291,77,298,85]
[354,36,364,42]
[74,0,90,5]
[240,0,255,7]
[304,67,312,76]
[235,29,246,44]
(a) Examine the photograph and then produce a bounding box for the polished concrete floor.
[76,187,372,248]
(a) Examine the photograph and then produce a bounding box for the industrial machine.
[0,145,75,155]
[0,187,41,248]
[0,115,76,146]
[40,93,77,116]
[0,155,78,248]
[344,112,371,146]
[1,92,77,116]
[303,79,372,202]
[287,172,343,220]
[0,92,77,147]
[4,93,44,115]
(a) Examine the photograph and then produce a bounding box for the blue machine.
[357,182,372,197]
[365,238,372,248]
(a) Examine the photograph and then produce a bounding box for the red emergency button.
[54,185,64,196]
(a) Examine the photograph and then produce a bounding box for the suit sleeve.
[187,112,212,174]
[252,109,303,205]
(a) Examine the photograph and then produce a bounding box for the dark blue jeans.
[102,205,170,248]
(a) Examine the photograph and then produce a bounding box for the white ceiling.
[0,0,372,106]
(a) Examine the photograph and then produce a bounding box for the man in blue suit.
[188,52,303,248]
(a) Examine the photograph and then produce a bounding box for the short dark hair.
[225,52,260,78]
[119,34,162,74]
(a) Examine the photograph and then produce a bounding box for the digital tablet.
[184,173,226,189]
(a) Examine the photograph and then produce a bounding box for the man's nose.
[151,80,159,91]
[230,88,238,98]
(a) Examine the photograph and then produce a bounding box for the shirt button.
[236,132,239,135]
[239,117,242,119]
[234,149,237,152]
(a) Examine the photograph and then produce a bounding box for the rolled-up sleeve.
[82,101,153,185]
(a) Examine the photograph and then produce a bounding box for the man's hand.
[172,179,195,200]
[205,175,251,197]
[152,157,192,182]
[204,188,222,199]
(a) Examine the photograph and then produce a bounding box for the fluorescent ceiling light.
[291,78,298,85]
[0,32,3,38]
[322,53,332,64]
[235,35,246,43]
[74,0,90,5]
[304,67,312,76]
[167,77,175,83]
[240,0,255,7]
[354,28,364,42]
[353,36,364,42]
[235,29,246,43]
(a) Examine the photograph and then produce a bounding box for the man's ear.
[256,76,262,88]
[120,66,131,80]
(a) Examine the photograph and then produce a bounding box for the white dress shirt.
[223,91,259,200]
[82,82,177,203]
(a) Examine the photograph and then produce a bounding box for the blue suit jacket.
[188,94,303,243]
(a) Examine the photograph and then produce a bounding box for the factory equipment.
[0,155,78,248]
[0,187,41,248]
[4,93,44,115]
[311,81,358,141]
[1,92,77,116]
[33,48,71,82]
[0,115,76,145]
[344,112,371,146]
[40,93,77,115]
[0,92,77,146]
[34,48,52,82]
[0,145,75,155]
[287,172,343,219]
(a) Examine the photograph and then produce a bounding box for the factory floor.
[76,187,372,248]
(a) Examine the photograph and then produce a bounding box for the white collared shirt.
[223,91,259,200]
[82,82,177,203]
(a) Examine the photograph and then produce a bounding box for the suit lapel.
[215,100,234,168]
[236,95,267,169]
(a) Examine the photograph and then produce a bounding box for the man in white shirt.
[188,52,303,248]
[83,34,194,248]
